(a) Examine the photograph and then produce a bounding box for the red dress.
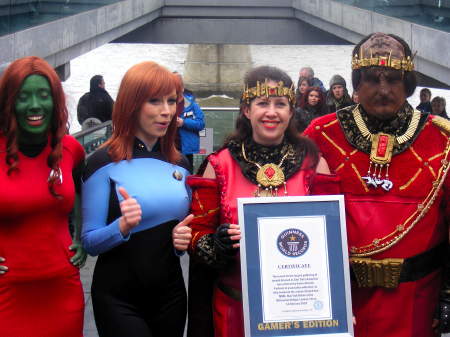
[305,113,450,337]
[207,148,314,337]
[0,135,85,337]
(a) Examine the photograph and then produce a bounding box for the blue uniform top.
[81,139,190,256]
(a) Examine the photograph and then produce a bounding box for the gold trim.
[335,163,345,172]
[350,149,358,156]
[432,115,450,134]
[353,105,421,145]
[409,146,423,163]
[399,168,422,191]
[427,165,437,179]
[351,53,414,71]
[351,138,450,257]
[350,257,404,288]
[321,131,347,156]
[428,152,444,162]
[241,79,295,105]
[324,119,339,128]
[351,163,369,192]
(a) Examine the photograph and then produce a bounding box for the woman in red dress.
[0,56,86,337]
[173,66,339,337]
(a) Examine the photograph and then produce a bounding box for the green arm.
[69,191,87,268]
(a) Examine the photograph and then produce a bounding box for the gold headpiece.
[351,49,414,71]
[241,79,296,105]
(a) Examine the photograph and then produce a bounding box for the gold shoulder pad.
[431,115,450,135]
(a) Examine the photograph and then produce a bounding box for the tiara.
[241,80,296,105]
[351,49,414,71]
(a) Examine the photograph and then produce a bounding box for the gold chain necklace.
[353,105,421,191]
[241,142,290,197]
[353,104,421,144]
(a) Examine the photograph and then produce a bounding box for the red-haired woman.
[0,56,86,336]
[81,61,193,337]
[295,86,329,132]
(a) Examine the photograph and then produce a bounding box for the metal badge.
[173,170,183,181]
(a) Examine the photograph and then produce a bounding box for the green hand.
[69,241,87,268]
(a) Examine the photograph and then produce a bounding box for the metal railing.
[72,120,112,156]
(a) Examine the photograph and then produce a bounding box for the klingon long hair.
[103,61,183,164]
[0,56,68,198]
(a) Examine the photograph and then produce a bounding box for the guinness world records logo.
[277,228,309,257]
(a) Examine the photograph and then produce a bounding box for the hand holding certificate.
[238,195,353,337]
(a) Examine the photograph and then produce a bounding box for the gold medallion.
[256,163,285,188]
[172,170,183,181]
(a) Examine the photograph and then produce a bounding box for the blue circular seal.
[277,228,309,257]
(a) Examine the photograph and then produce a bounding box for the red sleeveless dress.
[0,135,85,337]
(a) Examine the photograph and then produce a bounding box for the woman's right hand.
[118,187,142,236]
[0,257,8,275]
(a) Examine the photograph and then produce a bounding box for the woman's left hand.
[69,240,87,268]
[172,214,194,251]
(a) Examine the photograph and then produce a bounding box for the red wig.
[0,56,69,197]
[299,86,326,110]
[104,61,183,163]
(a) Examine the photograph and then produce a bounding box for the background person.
[77,74,114,127]
[325,74,354,113]
[299,66,326,92]
[295,76,312,108]
[295,86,328,132]
[0,56,86,337]
[174,66,338,337]
[177,88,205,172]
[431,96,448,119]
[416,88,432,113]
[305,32,450,337]
[81,61,193,337]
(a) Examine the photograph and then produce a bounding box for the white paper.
[258,215,332,322]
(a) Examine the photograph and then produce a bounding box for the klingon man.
[304,32,450,337]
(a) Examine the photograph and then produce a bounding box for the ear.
[243,105,251,119]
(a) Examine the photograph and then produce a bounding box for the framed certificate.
[238,195,353,337]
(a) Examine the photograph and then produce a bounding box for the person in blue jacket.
[177,89,205,172]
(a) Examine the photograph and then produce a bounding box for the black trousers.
[91,223,187,337]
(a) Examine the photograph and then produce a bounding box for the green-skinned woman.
[0,56,86,337]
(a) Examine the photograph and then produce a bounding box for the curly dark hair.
[351,33,417,97]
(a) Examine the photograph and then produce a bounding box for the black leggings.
[92,281,187,337]
[91,223,187,337]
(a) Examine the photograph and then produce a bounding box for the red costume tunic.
[0,135,85,337]
[206,148,313,337]
[304,113,450,337]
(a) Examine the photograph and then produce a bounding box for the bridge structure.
[1,0,450,86]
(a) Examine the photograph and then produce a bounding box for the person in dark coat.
[77,75,114,125]
[416,88,432,113]
[295,86,328,132]
[325,74,354,113]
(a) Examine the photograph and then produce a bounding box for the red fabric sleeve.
[310,173,341,195]
[186,175,220,254]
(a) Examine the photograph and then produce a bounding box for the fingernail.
[0,266,7,271]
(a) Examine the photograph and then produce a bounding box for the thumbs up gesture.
[172,214,194,251]
[118,187,142,236]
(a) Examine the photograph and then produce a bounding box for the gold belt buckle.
[350,257,404,288]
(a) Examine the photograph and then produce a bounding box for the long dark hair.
[225,66,319,168]
[351,33,417,97]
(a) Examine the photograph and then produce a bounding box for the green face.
[15,75,53,142]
